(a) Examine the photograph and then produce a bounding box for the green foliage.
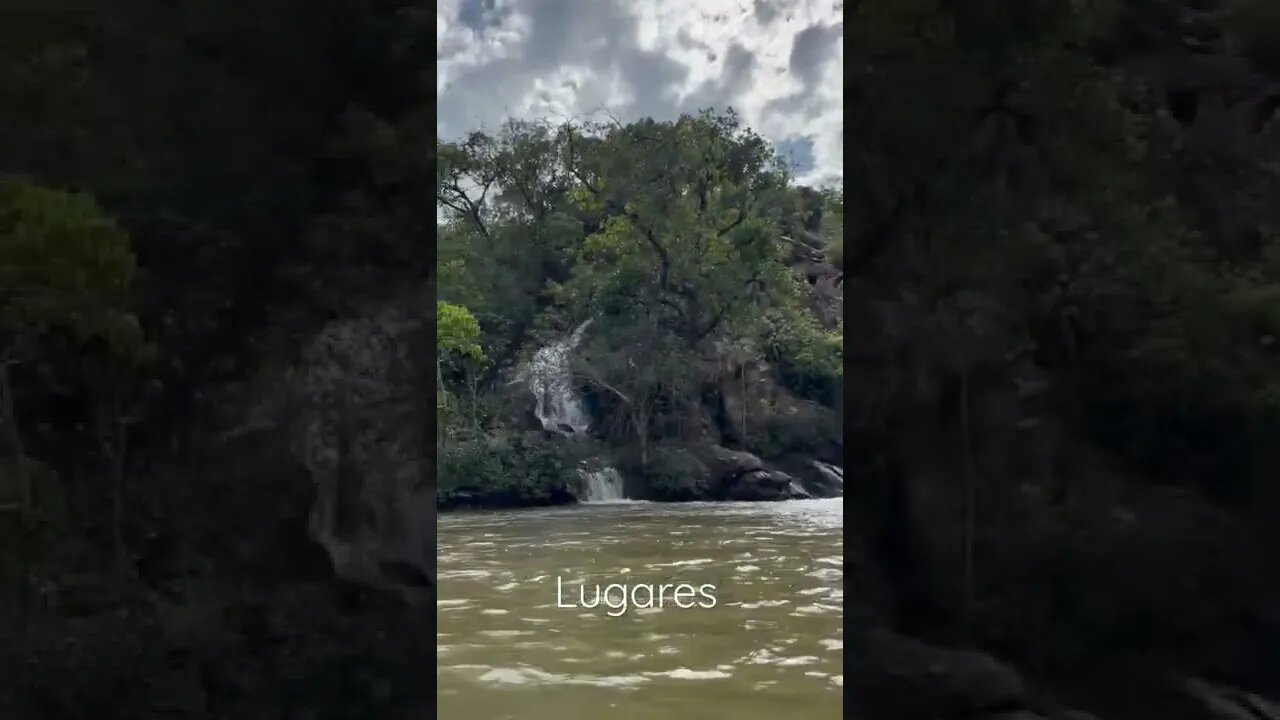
[436,301,485,365]
[437,110,799,351]
[576,322,706,450]
[1,1,1278,714]
[848,0,1280,488]
[641,445,708,501]
[556,110,794,341]
[0,178,142,362]
[438,432,598,508]
[747,404,840,461]
[2,0,1279,714]
[0,5,439,717]
[819,186,844,268]
[761,303,843,403]
[436,300,488,434]
[435,110,842,459]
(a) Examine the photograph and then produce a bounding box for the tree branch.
[573,367,632,406]
[439,177,492,245]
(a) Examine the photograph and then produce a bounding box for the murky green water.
[437,498,844,720]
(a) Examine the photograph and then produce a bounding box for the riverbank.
[438,432,845,510]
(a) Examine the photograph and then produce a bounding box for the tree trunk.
[437,358,448,449]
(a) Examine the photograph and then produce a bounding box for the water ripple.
[438,498,843,718]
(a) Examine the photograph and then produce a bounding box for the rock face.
[633,443,843,501]
[793,255,843,327]
[292,287,434,596]
[729,467,808,501]
[775,455,845,498]
[683,444,823,501]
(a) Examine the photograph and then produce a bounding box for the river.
[437,498,844,719]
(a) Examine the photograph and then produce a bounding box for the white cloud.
[436,0,843,187]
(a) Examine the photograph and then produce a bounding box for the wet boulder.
[774,455,845,498]
[685,444,809,501]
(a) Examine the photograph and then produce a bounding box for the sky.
[436,0,844,188]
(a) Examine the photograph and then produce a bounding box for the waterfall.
[293,294,434,593]
[517,320,631,503]
[518,319,593,436]
[580,466,626,503]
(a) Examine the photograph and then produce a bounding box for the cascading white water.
[580,466,626,503]
[518,319,594,436]
[517,320,630,502]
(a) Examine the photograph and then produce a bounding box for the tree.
[844,0,1280,644]
[434,110,847,466]
[557,110,794,343]
[0,178,144,630]
[436,300,486,436]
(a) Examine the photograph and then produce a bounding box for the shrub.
[641,445,709,501]
[761,305,843,404]
[748,403,838,460]
[437,432,599,508]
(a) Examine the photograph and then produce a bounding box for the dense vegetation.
[435,111,845,505]
[0,0,1275,717]
[840,0,1280,716]
[1,3,435,717]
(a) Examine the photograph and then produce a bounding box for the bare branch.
[572,367,632,406]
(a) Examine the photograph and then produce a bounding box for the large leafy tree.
[0,178,145,629]
[435,300,486,437]
[0,179,142,363]
[557,110,794,343]
[435,110,836,455]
